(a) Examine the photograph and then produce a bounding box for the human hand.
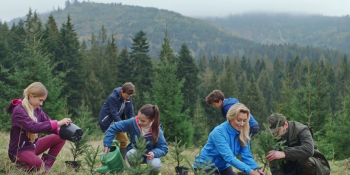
[104,147,110,154]
[265,150,286,162]
[257,169,266,175]
[58,118,72,126]
[249,170,260,175]
[145,152,154,160]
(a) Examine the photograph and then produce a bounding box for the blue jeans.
[250,125,259,139]
[126,149,162,172]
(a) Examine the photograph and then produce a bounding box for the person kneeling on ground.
[8,82,71,172]
[194,103,265,175]
[103,104,168,175]
[265,114,330,175]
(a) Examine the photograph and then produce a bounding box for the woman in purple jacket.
[8,82,72,172]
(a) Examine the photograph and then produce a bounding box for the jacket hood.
[8,99,23,114]
[223,98,239,107]
[112,87,122,99]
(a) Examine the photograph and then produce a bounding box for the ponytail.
[151,105,160,145]
[21,82,48,143]
[139,104,160,145]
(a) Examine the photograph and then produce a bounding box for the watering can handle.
[112,140,120,148]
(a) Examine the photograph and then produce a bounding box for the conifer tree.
[272,58,285,102]
[176,43,199,116]
[151,32,193,145]
[242,75,268,126]
[117,46,133,85]
[198,52,208,73]
[258,69,274,112]
[237,72,248,101]
[42,15,60,67]
[130,30,153,111]
[219,62,237,98]
[58,14,85,115]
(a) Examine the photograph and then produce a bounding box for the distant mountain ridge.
[6,1,348,62]
[200,13,350,52]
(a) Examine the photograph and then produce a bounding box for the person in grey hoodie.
[8,82,72,172]
[99,82,136,159]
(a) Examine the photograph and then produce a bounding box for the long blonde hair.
[22,82,48,143]
[227,103,251,147]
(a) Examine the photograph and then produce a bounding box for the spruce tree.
[257,69,274,112]
[198,52,208,73]
[176,43,199,117]
[242,75,268,126]
[151,33,193,145]
[42,15,60,64]
[58,14,85,115]
[117,46,133,85]
[130,30,153,111]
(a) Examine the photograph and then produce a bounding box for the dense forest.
[1,2,350,161]
[202,13,350,52]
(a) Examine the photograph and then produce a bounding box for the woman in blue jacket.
[103,104,168,175]
[194,103,265,175]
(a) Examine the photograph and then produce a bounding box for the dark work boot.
[42,153,56,171]
[120,148,127,160]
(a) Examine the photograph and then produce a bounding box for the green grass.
[0,132,347,174]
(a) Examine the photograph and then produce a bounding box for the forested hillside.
[201,13,350,52]
[7,1,348,62]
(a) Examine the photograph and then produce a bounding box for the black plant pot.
[65,160,81,171]
[175,166,188,175]
[59,123,83,143]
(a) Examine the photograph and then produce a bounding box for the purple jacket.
[8,99,59,162]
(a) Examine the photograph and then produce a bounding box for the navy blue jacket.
[221,98,258,127]
[104,117,168,158]
[99,87,135,133]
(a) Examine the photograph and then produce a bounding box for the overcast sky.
[1,0,349,22]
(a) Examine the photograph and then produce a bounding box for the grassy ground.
[0,132,348,174]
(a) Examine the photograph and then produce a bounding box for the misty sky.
[1,0,349,22]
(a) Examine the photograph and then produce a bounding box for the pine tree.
[130,30,153,111]
[42,15,60,64]
[117,46,133,86]
[151,33,193,145]
[58,14,85,115]
[242,75,268,126]
[176,43,199,116]
[257,69,274,112]
[272,58,286,102]
[198,52,208,73]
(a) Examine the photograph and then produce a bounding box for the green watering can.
[94,140,125,174]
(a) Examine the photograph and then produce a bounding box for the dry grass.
[0,132,347,174]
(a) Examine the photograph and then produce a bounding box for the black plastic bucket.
[59,123,83,143]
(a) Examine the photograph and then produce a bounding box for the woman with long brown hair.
[103,104,168,175]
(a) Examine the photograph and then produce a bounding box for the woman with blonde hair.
[8,82,72,172]
[193,103,265,175]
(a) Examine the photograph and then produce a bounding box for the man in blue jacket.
[99,82,135,159]
[206,90,259,137]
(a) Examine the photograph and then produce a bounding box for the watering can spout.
[94,140,124,174]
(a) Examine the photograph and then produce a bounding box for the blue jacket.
[103,117,168,158]
[99,87,135,133]
[221,98,258,127]
[194,121,259,174]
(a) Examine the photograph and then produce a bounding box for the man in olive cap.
[265,114,330,175]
